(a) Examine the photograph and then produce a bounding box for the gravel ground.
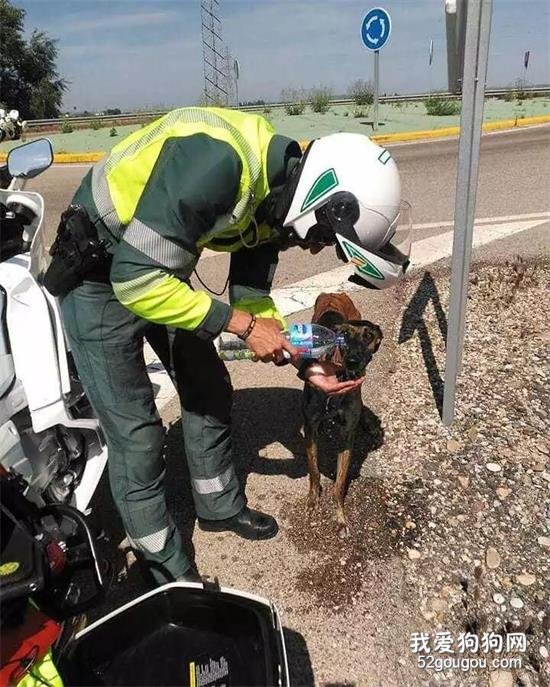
[87,256,549,686]
[361,257,550,687]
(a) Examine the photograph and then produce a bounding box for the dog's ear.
[365,324,383,354]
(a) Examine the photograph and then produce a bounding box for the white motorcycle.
[0,138,108,511]
[0,108,27,142]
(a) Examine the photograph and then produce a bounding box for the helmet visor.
[376,200,412,266]
[334,201,412,288]
[334,200,412,263]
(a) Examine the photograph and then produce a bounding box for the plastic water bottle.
[216,323,346,361]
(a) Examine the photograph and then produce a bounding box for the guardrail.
[25,86,550,130]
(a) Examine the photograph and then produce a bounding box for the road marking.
[273,215,548,315]
[407,211,550,232]
[144,211,549,409]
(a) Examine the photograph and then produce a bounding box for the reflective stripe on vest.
[91,157,124,240]
[90,108,274,249]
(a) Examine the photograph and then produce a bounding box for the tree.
[0,0,67,118]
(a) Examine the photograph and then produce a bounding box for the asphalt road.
[25,124,550,292]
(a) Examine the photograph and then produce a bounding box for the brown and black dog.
[302,293,383,537]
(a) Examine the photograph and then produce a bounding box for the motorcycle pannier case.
[61,581,290,686]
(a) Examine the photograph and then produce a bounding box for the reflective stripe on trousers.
[128,524,171,554]
[192,465,235,495]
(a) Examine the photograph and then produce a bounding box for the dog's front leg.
[334,444,353,538]
[304,423,322,511]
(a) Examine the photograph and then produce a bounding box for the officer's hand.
[304,361,364,397]
[246,317,297,364]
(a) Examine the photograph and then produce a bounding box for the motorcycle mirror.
[7,138,53,179]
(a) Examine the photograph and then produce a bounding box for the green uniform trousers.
[60,280,244,583]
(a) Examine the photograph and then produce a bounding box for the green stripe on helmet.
[339,237,385,280]
[300,168,338,212]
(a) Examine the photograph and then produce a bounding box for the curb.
[370,114,550,145]
[53,152,105,163]
[0,151,106,164]
[1,116,549,163]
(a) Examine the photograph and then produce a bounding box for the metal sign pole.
[442,0,493,426]
[429,39,434,93]
[455,0,492,374]
[234,58,240,108]
[361,8,390,129]
[374,49,380,130]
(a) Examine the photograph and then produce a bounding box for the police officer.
[57,107,409,583]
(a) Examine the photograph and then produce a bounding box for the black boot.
[198,507,278,540]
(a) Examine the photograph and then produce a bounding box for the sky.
[17,0,550,112]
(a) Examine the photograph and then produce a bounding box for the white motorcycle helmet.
[281,133,412,289]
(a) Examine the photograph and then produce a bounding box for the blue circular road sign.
[361,7,392,51]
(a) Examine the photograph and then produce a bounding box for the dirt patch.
[285,477,426,609]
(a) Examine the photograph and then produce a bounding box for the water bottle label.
[219,349,254,361]
[289,323,313,352]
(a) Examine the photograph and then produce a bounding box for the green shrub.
[500,79,531,102]
[348,79,374,107]
[90,119,102,130]
[343,111,349,117]
[424,96,460,116]
[285,102,305,115]
[262,106,272,115]
[309,85,332,114]
[60,121,74,134]
[353,107,369,119]
[281,88,307,116]
[109,127,118,137]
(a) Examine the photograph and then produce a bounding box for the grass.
[353,107,369,119]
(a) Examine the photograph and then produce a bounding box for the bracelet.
[238,315,257,341]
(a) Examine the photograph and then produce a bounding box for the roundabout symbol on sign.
[361,7,392,52]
